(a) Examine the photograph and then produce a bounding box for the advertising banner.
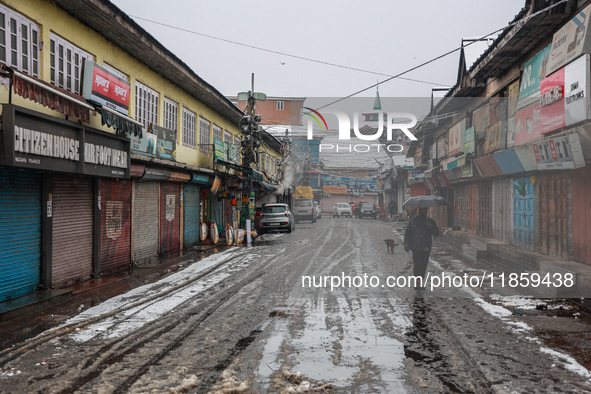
[515,102,542,145]
[323,185,348,194]
[546,3,591,76]
[532,133,585,170]
[472,104,489,141]
[214,138,226,161]
[448,119,466,156]
[564,55,590,126]
[540,66,566,134]
[517,44,551,110]
[81,60,130,116]
[154,125,177,161]
[131,131,157,157]
[464,126,475,154]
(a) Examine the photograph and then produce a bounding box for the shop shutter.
[52,175,93,287]
[477,181,492,238]
[160,182,180,255]
[492,178,513,243]
[183,183,200,248]
[133,181,159,264]
[100,179,132,275]
[455,184,467,231]
[513,176,536,250]
[539,173,569,259]
[466,183,479,234]
[572,166,591,265]
[0,169,41,302]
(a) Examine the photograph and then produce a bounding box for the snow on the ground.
[54,247,255,342]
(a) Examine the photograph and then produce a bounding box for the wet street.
[1,216,591,393]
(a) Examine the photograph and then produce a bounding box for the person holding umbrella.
[403,196,447,289]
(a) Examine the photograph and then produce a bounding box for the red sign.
[539,67,565,134]
[82,60,130,116]
[515,102,542,145]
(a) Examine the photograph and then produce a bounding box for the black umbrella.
[402,195,450,209]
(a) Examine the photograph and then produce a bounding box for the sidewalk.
[0,243,227,324]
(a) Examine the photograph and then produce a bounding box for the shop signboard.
[546,3,591,76]
[532,134,585,170]
[472,103,489,141]
[323,185,348,194]
[517,44,551,110]
[214,138,226,161]
[540,54,590,135]
[515,102,542,145]
[448,119,466,156]
[131,130,157,157]
[81,60,130,116]
[154,125,177,161]
[1,104,130,178]
[464,126,475,154]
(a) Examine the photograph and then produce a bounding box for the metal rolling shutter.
[100,179,132,275]
[160,182,180,255]
[0,168,41,302]
[539,173,569,259]
[572,166,591,265]
[492,179,513,243]
[133,181,159,264]
[455,184,467,231]
[183,183,200,248]
[52,175,93,288]
[478,181,493,238]
[466,183,479,235]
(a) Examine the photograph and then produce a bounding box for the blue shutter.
[183,183,200,247]
[0,168,41,302]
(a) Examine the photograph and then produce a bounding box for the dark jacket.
[404,214,439,252]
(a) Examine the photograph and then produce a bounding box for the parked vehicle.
[292,198,316,223]
[259,204,295,234]
[357,202,379,219]
[333,202,353,217]
[314,201,322,219]
[351,201,368,217]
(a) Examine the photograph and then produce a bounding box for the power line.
[129,14,451,87]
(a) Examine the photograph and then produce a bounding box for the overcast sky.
[110,1,525,100]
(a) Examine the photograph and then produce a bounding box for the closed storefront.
[183,183,201,248]
[455,184,467,231]
[0,168,41,302]
[211,193,225,228]
[573,166,591,265]
[466,183,479,234]
[538,173,570,259]
[478,181,493,238]
[492,178,514,243]
[132,181,159,265]
[513,176,536,251]
[410,183,427,197]
[51,174,93,287]
[160,182,181,255]
[99,179,132,275]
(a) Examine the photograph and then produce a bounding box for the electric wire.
[128,14,451,87]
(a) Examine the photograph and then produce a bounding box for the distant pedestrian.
[388,200,397,218]
[403,207,439,289]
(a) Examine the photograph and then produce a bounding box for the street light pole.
[238,73,265,246]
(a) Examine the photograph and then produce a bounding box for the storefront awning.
[190,174,211,185]
[168,171,191,182]
[96,104,143,138]
[139,167,171,182]
[7,66,91,123]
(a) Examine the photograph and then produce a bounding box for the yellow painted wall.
[0,0,248,169]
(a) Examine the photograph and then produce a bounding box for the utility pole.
[238,73,265,246]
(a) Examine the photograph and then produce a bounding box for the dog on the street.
[384,239,398,254]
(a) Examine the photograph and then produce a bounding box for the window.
[102,62,128,81]
[224,130,232,143]
[135,81,159,130]
[212,124,222,142]
[50,34,94,94]
[182,107,196,148]
[261,153,266,172]
[163,98,178,133]
[277,101,284,111]
[0,5,40,77]
[233,135,241,163]
[199,117,211,153]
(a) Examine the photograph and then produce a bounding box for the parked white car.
[333,202,353,217]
